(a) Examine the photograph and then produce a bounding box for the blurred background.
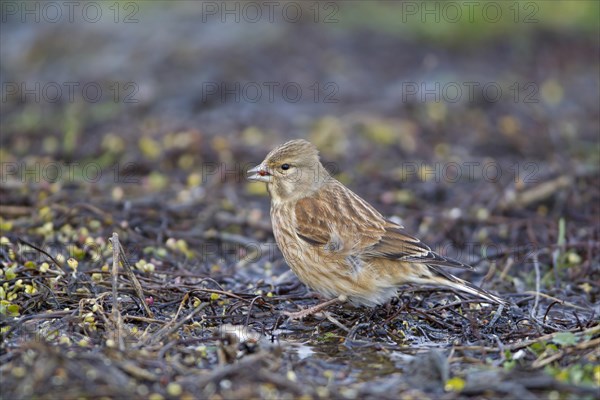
[2,1,598,195]
[1,1,599,398]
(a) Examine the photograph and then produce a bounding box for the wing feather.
[293,179,473,270]
[365,225,473,270]
[294,180,385,251]
[294,197,332,246]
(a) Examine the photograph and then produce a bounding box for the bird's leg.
[283,295,347,320]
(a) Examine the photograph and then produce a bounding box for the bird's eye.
[281,163,290,170]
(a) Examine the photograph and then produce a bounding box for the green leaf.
[0,301,20,317]
[445,377,465,392]
[5,267,16,280]
[7,304,20,316]
[503,359,517,371]
[529,341,547,355]
[552,332,579,346]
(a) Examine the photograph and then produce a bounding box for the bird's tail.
[419,265,507,305]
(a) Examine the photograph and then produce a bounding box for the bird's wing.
[365,225,474,270]
[293,180,473,270]
[293,196,331,246]
[294,180,386,251]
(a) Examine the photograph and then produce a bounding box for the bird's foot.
[282,295,347,320]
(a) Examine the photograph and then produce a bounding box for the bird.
[247,139,506,319]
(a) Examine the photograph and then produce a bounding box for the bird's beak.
[247,164,272,183]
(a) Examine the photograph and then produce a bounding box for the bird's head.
[247,139,330,202]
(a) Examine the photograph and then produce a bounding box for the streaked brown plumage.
[248,139,505,316]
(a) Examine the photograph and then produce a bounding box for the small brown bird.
[248,139,505,319]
